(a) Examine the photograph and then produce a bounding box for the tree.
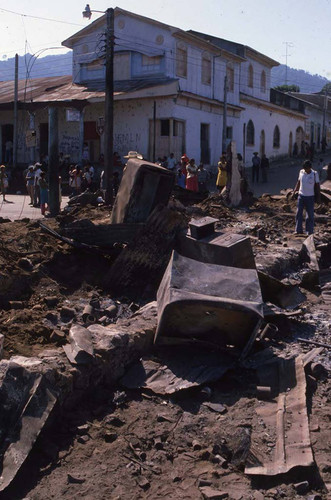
[321,82,331,94]
[274,84,300,92]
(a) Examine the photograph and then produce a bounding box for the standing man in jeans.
[292,160,320,235]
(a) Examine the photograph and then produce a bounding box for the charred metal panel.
[110,159,175,224]
[176,230,256,269]
[155,251,263,348]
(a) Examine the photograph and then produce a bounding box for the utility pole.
[83,5,114,204]
[222,75,228,153]
[48,107,60,216]
[104,7,114,205]
[13,54,18,168]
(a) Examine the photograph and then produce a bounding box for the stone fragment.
[198,479,212,487]
[67,473,86,484]
[77,435,89,444]
[44,296,59,307]
[63,325,94,365]
[76,424,90,435]
[60,306,76,321]
[104,431,118,443]
[50,329,66,343]
[135,476,150,490]
[199,486,228,499]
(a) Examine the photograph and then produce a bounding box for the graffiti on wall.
[114,132,141,154]
[60,134,80,155]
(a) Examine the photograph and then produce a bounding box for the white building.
[0,7,329,168]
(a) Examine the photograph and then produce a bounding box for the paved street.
[0,155,330,221]
[0,195,70,221]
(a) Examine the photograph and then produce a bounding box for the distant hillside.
[0,54,329,94]
[0,53,72,81]
[271,64,329,93]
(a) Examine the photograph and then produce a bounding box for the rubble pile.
[0,162,330,499]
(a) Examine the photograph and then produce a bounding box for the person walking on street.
[252,152,261,183]
[260,154,269,183]
[292,159,320,235]
[0,165,8,202]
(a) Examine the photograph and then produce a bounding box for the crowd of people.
[1,146,330,236]
[156,153,210,193]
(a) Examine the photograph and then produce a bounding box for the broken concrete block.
[63,325,94,365]
[199,486,228,499]
[110,158,175,224]
[0,369,57,492]
[155,251,263,349]
[176,230,256,269]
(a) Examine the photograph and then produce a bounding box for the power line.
[0,7,84,26]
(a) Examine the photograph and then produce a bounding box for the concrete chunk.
[63,325,94,365]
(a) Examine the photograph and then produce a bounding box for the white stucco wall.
[240,104,306,164]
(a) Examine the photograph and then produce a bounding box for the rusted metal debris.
[110,158,175,224]
[155,251,264,349]
[120,348,236,395]
[246,353,316,476]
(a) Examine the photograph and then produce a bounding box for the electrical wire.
[0,7,84,26]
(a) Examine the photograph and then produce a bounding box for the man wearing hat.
[124,151,143,161]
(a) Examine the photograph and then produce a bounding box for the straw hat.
[123,151,143,160]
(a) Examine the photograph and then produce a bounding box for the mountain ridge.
[0,54,329,94]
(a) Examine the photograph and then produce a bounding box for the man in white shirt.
[292,160,320,235]
[166,153,177,171]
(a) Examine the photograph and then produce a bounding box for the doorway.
[200,123,210,164]
[1,124,13,163]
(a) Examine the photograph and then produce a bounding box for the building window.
[273,125,280,148]
[226,64,234,92]
[260,70,266,93]
[201,52,211,85]
[176,43,187,78]
[226,126,233,140]
[247,120,255,145]
[160,119,170,136]
[248,64,253,88]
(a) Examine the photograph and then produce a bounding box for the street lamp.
[83,4,114,205]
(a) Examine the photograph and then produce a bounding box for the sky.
[0,0,330,80]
